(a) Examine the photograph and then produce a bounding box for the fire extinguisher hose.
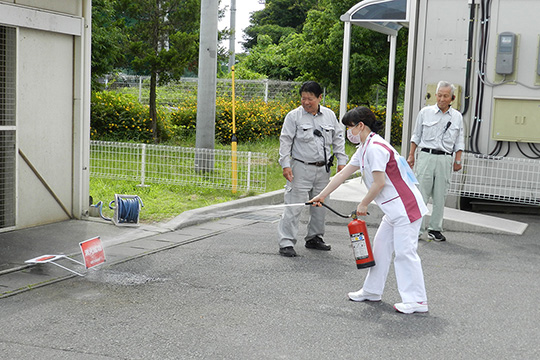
[305,202,358,218]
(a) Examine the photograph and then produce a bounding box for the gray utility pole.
[195,0,219,172]
[228,0,236,71]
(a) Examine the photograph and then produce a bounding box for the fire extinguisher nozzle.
[350,211,370,219]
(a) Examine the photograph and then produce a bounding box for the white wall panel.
[0,2,82,36]
[12,0,80,17]
[17,27,73,227]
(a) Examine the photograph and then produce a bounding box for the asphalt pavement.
[0,188,539,359]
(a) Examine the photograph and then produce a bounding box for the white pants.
[361,216,427,303]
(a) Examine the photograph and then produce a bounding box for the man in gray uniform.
[407,81,465,242]
[277,81,348,257]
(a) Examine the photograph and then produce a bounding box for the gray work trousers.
[416,151,453,232]
[278,161,330,248]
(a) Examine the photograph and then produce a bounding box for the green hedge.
[169,97,295,143]
[371,108,403,146]
[91,91,403,146]
[91,91,175,143]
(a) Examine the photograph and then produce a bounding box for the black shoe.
[279,246,297,257]
[428,230,446,242]
[305,236,331,251]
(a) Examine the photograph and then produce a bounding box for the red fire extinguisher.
[305,202,375,269]
[348,213,375,269]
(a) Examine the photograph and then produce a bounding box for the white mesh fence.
[90,141,268,193]
[449,152,540,205]
[102,75,302,106]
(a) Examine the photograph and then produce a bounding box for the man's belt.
[293,158,326,167]
[421,148,452,156]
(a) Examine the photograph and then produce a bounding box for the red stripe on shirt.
[374,141,422,222]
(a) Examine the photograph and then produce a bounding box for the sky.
[218,0,265,53]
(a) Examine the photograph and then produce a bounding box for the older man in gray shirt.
[277,81,348,257]
[407,81,465,242]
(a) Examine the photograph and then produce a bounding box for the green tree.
[281,8,345,88]
[91,0,126,90]
[243,24,295,50]
[243,0,317,49]
[116,0,200,142]
[238,0,408,110]
[234,35,298,80]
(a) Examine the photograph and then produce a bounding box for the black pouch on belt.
[326,154,335,173]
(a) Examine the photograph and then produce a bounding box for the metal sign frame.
[25,237,105,277]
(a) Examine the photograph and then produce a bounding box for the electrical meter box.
[496,32,517,75]
[424,83,462,111]
[491,97,540,142]
[494,33,520,83]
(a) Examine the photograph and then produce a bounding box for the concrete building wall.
[17,28,75,227]
[5,0,80,16]
[405,0,540,157]
[481,0,540,153]
[0,0,91,230]
[411,0,470,112]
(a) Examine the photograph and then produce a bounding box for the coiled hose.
[94,195,144,224]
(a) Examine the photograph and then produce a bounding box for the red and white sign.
[79,236,105,269]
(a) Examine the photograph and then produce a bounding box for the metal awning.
[339,0,409,142]
[340,0,408,36]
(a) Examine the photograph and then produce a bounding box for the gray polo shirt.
[278,105,348,169]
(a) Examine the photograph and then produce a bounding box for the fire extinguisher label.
[351,232,369,259]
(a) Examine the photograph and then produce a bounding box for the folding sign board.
[79,236,105,269]
[26,236,106,277]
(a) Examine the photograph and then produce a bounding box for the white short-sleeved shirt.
[350,133,428,226]
[410,104,465,153]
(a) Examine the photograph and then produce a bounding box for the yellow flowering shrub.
[91,91,175,143]
[370,107,403,146]
[169,97,298,144]
[93,91,403,146]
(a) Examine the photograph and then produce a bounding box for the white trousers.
[361,216,427,303]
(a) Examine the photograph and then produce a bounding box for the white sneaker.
[393,301,429,314]
[348,289,381,302]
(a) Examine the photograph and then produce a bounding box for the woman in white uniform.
[309,107,429,314]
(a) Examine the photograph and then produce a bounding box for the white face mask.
[347,128,361,144]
